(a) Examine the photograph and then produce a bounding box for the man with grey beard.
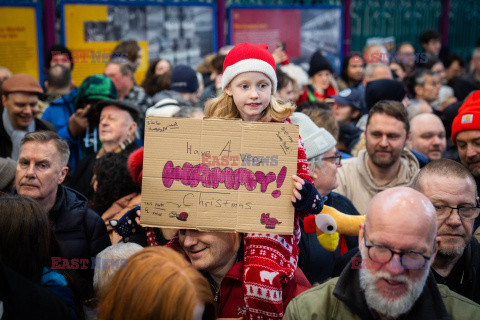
[284,187,480,319]
[413,159,480,303]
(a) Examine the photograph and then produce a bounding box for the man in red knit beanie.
[451,90,480,194]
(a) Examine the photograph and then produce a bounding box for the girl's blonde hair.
[205,91,295,122]
[98,246,216,320]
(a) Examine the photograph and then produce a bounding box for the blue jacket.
[42,268,77,320]
[42,89,79,172]
[42,89,100,173]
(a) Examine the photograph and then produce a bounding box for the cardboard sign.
[141,117,299,234]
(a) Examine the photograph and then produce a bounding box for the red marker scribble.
[162,161,287,198]
[271,166,287,198]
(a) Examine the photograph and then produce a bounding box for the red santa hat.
[221,42,277,93]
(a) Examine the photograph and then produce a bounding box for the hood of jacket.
[356,148,419,194]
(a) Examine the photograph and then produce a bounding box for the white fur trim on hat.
[146,98,181,117]
[221,58,277,94]
[290,112,337,159]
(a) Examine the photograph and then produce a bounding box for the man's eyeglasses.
[363,227,433,270]
[323,152,342,166]
[433,203,480,220]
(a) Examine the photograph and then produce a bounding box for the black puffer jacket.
[49,185,111,261]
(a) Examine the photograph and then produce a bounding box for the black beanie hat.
[308,50,334,77]
[365,79,406,110]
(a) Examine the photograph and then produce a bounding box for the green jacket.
[284,259,480,320]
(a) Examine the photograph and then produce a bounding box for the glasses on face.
[433,203,480,220]
[323,152,341,165]
[363,227,433,270]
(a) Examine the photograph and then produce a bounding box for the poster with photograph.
[229,5,343,74]
[62,1,215,85]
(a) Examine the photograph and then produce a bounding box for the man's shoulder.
[49,88,78,106]
[129,85,149,100]
[35,118,56,132]
[58,186,89,214]
[338,156,359,168]
[55,186,103,229]
[290,277,338,304]
[285,278,343,319]
[438,284,480,319]
[337,156,360,177]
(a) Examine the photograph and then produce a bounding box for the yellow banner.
[0,7,40,80]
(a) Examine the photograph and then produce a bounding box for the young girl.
[205,42,321,320]
[114,43,323,319]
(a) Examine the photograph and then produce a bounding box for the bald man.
[407,113,446,161]
[285,187,480,320]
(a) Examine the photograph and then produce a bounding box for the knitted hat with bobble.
[221,42,277,93]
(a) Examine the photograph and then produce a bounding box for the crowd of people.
[1,27,480,319]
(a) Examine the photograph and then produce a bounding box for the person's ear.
[358,222,365,250]
[352,109,360,119]
[1,95,6,108]
[405,131,411,147]
[44,81,49,91]
[225,85,233,96]
[414,84,423,97]
[128,121,138,136]
[58,166,69,185]
[431,236,441,260]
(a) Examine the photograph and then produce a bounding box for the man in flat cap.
[69,99,139,201]
[1,73,55,160]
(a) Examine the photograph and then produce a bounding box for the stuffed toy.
[303,205,365,251]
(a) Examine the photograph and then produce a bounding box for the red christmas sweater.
[242,118,313,320]
[218,259,311,318]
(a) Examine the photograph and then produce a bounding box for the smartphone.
[278,42,286,51]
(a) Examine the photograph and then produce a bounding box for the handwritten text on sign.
[141,117,299,234]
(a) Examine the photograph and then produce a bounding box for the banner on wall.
[0,3,42,81]
[229,5,343,74]
[61,1,216,86]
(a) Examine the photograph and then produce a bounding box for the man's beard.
[437,238,468,258]
[463,155,480,178]
[359,247,431,318]
[366,141,404,169]
[370,151,396,168]
[437,221,470,258]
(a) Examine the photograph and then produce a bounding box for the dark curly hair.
[141,59,171,96]
[92,151,140,215]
